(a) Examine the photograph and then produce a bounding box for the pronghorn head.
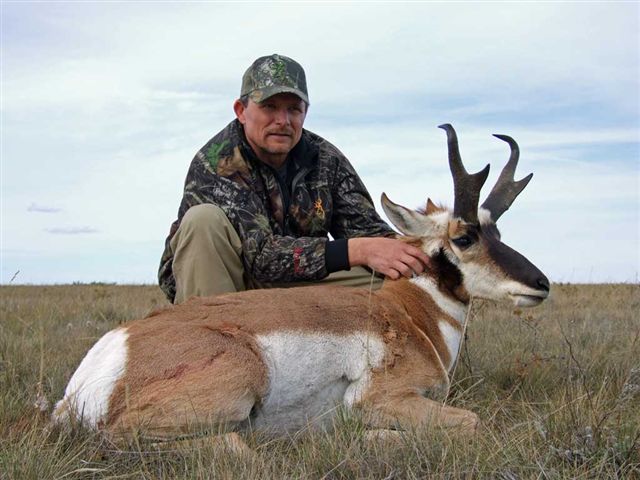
[382,124,550,307]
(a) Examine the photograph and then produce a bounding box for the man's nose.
[274,108,290,125]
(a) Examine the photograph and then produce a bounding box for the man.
[159,54,429,304]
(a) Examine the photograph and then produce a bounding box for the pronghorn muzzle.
[486,235,550,302]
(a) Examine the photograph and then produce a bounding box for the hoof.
[458,412,480,435]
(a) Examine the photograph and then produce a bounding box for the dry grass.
[1,283,638,479]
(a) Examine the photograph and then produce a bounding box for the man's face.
[234,93,307,167]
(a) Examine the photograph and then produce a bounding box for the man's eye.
[452,236,473,248]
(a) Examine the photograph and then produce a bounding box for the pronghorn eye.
[452,235,474,248]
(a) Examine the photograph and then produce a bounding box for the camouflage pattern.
[241,54,309,104]
[158,120,394,302]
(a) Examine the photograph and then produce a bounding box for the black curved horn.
[438,124,490,224]
[480,134,533,222]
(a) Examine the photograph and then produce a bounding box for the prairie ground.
[0,283,638,479]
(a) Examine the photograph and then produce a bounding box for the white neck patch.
[409,276,467,324]
[438,320,462,371]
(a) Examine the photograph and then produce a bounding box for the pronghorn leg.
[363,393,479,434]
[153,432,254,457]
[108,340,268,439]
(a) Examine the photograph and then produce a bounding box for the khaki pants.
[169,204,383,304]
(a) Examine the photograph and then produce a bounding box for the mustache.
[266,129,294,136]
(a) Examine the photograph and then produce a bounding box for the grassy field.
[1,283,638,479]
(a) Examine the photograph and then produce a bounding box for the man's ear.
[233,99,246,124]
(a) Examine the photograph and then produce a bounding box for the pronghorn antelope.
[53,124,549,441]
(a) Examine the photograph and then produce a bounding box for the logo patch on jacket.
[314,197,325,220]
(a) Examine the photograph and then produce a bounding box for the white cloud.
[4,3,637,112]
[28,203,62,213]
[45,226,99,235]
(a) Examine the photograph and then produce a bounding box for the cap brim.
[249,86,309,105]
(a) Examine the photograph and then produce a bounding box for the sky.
[1,2,638,285]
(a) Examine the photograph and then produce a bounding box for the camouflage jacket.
[158,119,394,302]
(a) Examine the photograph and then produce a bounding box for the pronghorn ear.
[381,193,426,236]
[425,198,439,215]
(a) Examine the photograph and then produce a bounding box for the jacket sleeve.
[327,150,396,240]
[178,157,330,284]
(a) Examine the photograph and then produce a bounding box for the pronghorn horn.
[481,134,533,222]
[438,124,490,224]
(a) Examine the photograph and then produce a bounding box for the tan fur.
[423,198,446,215]
[153,432,254,457]
[108,323,267,437]
[448,219,464,238]
[380,280,459,372]
[98,273,473,438]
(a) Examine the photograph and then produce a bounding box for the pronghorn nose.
[537,276,550,292]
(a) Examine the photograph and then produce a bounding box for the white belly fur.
[253,331,386,431]
[53,328,128,427]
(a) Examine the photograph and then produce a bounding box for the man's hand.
[348,237,431,280]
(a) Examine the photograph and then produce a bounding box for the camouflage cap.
[241,54,309,105]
